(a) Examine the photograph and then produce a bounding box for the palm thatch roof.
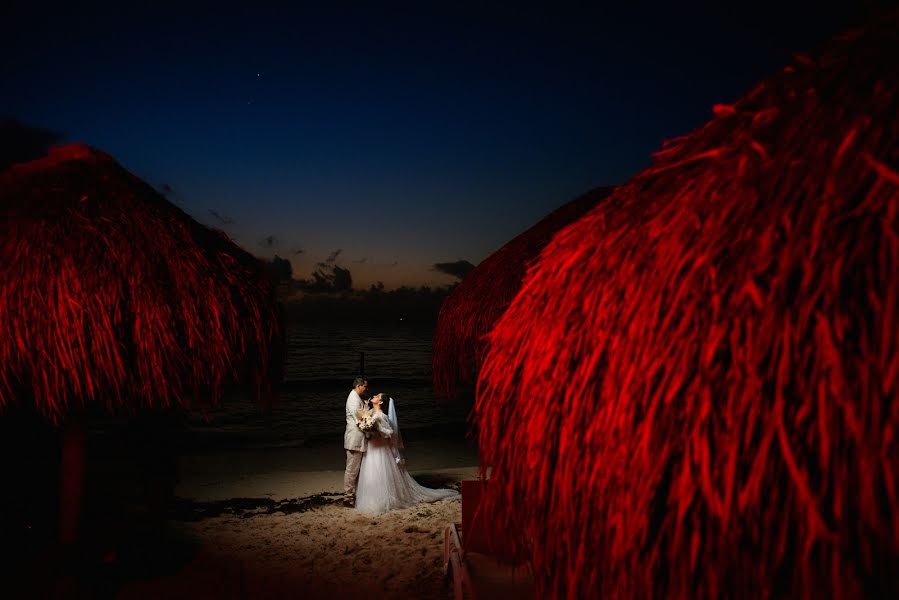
[474,16,899,599]
[0,144,283,420]
[432,186,613,397]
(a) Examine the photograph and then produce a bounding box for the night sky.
[2,3,869,288]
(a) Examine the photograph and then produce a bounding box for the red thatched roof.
[0,145,283,420]
[474,17,899,599]
[432,186,612,397]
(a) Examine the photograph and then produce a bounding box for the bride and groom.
[343,377,459,513]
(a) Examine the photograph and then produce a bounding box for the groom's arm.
[347,394,364,421]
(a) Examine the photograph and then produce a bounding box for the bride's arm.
[376,413,394,438]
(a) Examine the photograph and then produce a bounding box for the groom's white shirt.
[344,389,368,452]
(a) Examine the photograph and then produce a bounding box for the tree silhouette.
[267,255,293,282]
[332,265,352,292]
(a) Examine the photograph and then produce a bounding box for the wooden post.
[59,418,86,545]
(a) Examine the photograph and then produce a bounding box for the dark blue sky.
[2,3,867,288]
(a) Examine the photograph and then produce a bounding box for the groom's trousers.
[344,449,363,501]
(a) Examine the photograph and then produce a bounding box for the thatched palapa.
[432,186,612,397]
[0,144,284,543]
[0,144,282,418]
[473,17,899,599]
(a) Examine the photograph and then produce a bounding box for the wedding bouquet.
[355,408,376,438]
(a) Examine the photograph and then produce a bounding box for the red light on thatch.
[0,144,283,418]
[474,17,899,599]
[432,187,613,398]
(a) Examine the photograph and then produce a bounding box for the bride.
[355,393,459,515]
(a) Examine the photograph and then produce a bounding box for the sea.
[182,321,475,450]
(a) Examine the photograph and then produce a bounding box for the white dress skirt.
[355,412,459,515]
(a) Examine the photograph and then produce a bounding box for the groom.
[343,376,369,507]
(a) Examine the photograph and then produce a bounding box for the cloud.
[433,260,475,279]
[296,263,353,294]
[0,118,64,171]
[354,257,367,264]
[432,260,475,279]
[258,235,279,248]
[317,249,344,269]
[155,182,186,207]
[208,209,234,225]
[292,247,305,256]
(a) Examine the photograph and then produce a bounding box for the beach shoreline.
[176,431,479,501]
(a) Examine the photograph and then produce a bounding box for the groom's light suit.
[344,389,368,501]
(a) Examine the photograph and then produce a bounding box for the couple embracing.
[343,377,459,514]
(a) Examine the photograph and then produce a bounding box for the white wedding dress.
[355,399,460,515]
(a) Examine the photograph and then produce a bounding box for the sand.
[114,438,481,600]
[120,472,469,599]
[2,423,481,599]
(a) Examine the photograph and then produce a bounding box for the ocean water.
[184,321,475,449]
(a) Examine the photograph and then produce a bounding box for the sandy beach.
[1,397,481,600]
[52,433,480,600]
[155,439,476,599]
[136,471,474,599]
